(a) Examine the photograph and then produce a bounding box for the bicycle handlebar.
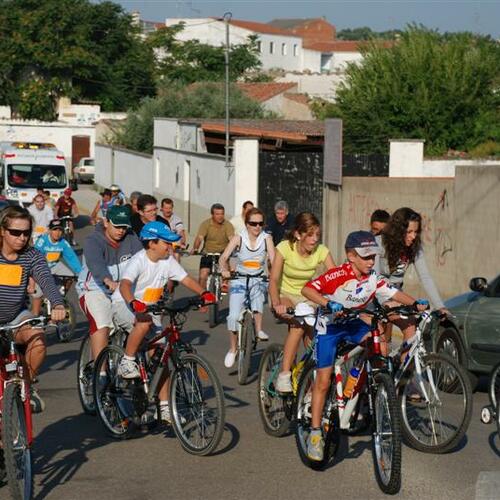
[145,296,204,316]
[227,271,268,282]
[0,315,50,334]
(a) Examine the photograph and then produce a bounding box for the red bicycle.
[0,315,49,500]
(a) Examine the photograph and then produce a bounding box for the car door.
[464,274,500,369]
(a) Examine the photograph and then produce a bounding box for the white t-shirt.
[28,204,54,236]
[112,249,188,304]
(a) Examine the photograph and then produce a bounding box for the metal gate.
[258,151,324,223]
[71,135,90,167]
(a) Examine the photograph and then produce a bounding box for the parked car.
[73,157,94,183]
[432,274,500,389]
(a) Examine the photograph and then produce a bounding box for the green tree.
[337,27,402,41]
[113,82,269,153]
[321,26,500,154]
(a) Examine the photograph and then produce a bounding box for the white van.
[0,142,69,206]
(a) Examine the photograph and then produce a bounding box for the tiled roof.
[303,40,394,52]
[227,19,296,36]
[268,18,324,30]
[237,82,297,102]
[283,93,310,105]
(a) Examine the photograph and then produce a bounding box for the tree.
[320,26,500,155]
[113,82,269,153]
[337,27,402,41]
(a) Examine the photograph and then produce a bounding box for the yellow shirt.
[198,218,235,253]
[277,240,329,295]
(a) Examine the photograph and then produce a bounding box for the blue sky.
[112,1,500,37]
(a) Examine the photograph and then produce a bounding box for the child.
[301,230,428,462]
[113,221,215,423]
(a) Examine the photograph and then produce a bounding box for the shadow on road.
[181,329,210,347]
[211,422,240,456]
[488,431,500,457]
[222,386,250,409]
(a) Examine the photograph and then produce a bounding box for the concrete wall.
[323,166,500,299]
[277,72,346,101]
[0,106,11,119]
[301,48,322,73]
[330,51,363,71]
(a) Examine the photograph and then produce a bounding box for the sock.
[159,400,169,407]
[123,354,135,361]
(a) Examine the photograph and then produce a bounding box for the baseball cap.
[107,205,131,227]
[110,184,120,192]
[345,230,381,257]
[49,219,63,230]
[140,221,181,243]
[64,188,72,196]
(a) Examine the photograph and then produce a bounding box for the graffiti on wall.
[432,189,454,267]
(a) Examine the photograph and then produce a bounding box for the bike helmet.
[140,221,181,243]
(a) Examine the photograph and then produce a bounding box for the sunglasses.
[5,228,31,237]
[247,221,264,227]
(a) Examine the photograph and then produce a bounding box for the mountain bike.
[480,361,500,439]
[93,297,225,455]
[295,306,402,495]
[388,306,472,454]
[0,315,49,500]
[204,252,223,328]
[228,271,268,385]
[257,305,316,437]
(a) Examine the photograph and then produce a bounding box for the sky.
[111,0,500,38]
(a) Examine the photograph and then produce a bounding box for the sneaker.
[117,357,140,379]
[30,387,45,414]
[275,372,292,393]
[224,350,237,368]
[159,403,186,425]
[257,330,269,341]
[307,429,324,461]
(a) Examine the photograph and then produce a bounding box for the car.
[433,274,500,389]
[73,157,94,183]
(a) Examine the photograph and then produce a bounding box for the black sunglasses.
[5,228,31,237]
[247,221,264,227]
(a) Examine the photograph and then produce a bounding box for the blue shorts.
[314,319,371,369]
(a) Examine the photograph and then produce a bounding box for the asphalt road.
[1,206,499,500]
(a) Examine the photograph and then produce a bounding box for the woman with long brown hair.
[269,212,335,393]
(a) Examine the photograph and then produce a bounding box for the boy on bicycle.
[300,231,428,462]
[113,221,215,423]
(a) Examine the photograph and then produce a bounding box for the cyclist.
[28,193,54,242]
[374,207,449,345]
[160,198,187,247]
[90,189,113,225]
[269,212,335,393]
[0,206,66,412]
[130,194,168,236]
[127,191,143,214]
[190,203,234,291]
[370,209,390,236]
[110,185,126,206]
[55,188,79,245]
[219,207,275,368]
[31,219,82,315]
[77,205,143,363]
[266,200,294,247]
[229,200,254,235]
[301,230,428,461]
[113,221,216,422]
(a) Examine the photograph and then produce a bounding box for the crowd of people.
[0,183,449,462]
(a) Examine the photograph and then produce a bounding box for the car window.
[83,159,94,166]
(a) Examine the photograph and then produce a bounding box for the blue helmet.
[139,221,181,243]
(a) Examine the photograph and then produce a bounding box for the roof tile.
[237,82,297,102]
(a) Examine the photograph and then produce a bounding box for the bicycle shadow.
[33,413,112,499]
[227,348,265,385]
[181,329,210,347]
[488,431,500,457]
[222,385,250,409]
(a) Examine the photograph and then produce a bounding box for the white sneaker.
[224,350,237,368]
[117,357,140,379]
[275,372,292,393]
[257,330,269,341]
[159,403,186,425]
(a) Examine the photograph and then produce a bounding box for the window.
[7,164,66,189]
[269,41,274,54]
[257,40,262,53]
[281,43,287,56]
[293,44,298,57]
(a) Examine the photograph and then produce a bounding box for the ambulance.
[0,142,70,206]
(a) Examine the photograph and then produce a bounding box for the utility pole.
[223,12,232,168]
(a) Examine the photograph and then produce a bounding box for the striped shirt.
[0,247,64,323]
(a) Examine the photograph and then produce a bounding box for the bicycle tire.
[237,311,254,385]
[208,276,218,328]
[93,345,133,439]
[77,336,96,415]
[295,361,339,470]
[57,300,77,342]
[2,381,33,500]
[169,353,225,455]
[488,361,500,411]
[371,371,402,495]
[399,353,472,454]
[257,343,292,437]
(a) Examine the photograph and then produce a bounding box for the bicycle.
[295,305,402,495]
[93,297,225,455]
[228,271,268,385]
[387,306,473,454]
[0,315,49,500]
[480,361,500,439]
[257,305,316,437]
[203,252,223,328]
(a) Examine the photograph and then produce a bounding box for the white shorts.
[112,301,162,340]
[79,289,113,334]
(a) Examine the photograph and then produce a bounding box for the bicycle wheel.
[93,345,133,439]
[169,353,225,455]
[488,361,500,410]
[57,300,77,342]
[208,276,219,328]
[2,381,33,500]
[371,372,402,495]
[257,343,292,437]
[295,362,339,470]
[237,311,254,385]
[399,353,472,454]
[77,336,96,415]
